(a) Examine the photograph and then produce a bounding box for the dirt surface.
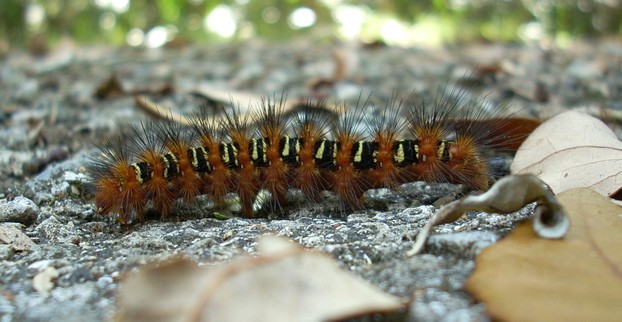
[0,39,621,321]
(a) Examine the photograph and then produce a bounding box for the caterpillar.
[89,88,526,224]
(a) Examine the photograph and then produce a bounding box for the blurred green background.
[1,0,621,50]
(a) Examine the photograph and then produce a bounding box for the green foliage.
[0,1,26,43]
[0,0,620,48]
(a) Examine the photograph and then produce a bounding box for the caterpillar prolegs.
[90,91,520,224]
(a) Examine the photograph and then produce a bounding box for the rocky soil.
[0,39,621,321]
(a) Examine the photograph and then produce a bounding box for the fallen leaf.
[135,91,339,128]
[407,174,569,256]
[191,86,302,113]
[134,96,191,125]
[116,236,403,322]
[96,74,174,99]
[466,188,622,322]
[511,111,622,197]
[94,75,125,99]
[0,224,35,251]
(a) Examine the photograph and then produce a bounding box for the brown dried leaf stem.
[407,174,570,257]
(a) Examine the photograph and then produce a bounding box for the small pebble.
[0,196,38,225]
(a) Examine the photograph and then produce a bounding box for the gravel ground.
[0,39,621,321]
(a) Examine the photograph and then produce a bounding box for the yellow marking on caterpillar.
[437,141,446,159]
[131,164,143,183]
[394,142,405,163]
[353,141,364,163]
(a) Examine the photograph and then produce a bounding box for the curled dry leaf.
[466,188,622,322]
[511,110,622,197]
[406,174,569,256]
[116,236,402,322]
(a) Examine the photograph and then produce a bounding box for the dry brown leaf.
[136,88,339,127]
[191,86,303,113]
[511,111,622,197]
[134,96,191,125]
[407,174,569,256]
[0,224,35,251]
[95,75,174,99]
[94,75,125,99]
[466,188,622,322]
[134,94,302,127]
[116,236,402,322]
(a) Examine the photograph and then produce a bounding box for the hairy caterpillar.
[90,89,525,224]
